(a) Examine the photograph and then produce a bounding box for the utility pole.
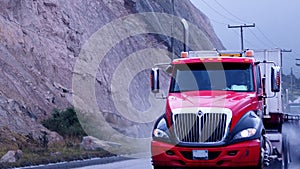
[281,49,292,52]
[290,67,294,101]
[228,23,255,50]
[281,49,292,103]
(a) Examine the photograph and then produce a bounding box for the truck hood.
[167,91,258,129]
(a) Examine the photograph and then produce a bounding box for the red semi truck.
[150,49,290,169]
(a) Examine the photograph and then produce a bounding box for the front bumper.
[151,139,260,168]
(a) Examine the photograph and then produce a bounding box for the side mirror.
[151,68,160,93]
[271,66,280,92]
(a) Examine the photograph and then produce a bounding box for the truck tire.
[249,135,265,169]
[257,135,265,169]
[281,134,289,169]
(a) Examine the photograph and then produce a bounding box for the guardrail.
[283,113,300,121]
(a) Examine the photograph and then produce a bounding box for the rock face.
[80,136,121,151]
[0,0,224,141]
[0,150,23,163]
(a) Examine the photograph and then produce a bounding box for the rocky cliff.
[0,0,224,144]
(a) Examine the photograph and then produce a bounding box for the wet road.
[74,158,152,169]
[282,123,300,169]
[72,123,300,169]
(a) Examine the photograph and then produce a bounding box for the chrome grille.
[173,112,229,143]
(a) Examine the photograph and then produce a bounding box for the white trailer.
[253,48,283,116]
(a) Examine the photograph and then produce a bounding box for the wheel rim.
[260,147,265,168]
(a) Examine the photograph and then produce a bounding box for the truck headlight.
[229,111,263,143]
[152,117,170,139]
[153,129,169,138]
[233,128,257,140]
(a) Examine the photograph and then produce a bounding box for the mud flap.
[281,134,290,169]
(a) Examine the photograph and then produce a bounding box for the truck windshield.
[170,62,254,92]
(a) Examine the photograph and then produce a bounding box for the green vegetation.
[0,107,114,168]
[42,107,87,139]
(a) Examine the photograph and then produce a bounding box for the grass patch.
[0,140,115,168]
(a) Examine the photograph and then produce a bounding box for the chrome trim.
[172,107,232,144]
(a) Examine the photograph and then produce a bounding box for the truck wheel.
[281,134,289,169]
[254,135,270,169]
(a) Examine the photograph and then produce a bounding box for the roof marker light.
[245,50,254,57]
[181,52,188,58]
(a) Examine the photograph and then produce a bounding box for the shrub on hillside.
[42,108,87,139]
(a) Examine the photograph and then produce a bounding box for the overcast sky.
[190,0,300,76]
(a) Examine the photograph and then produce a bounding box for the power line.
[199,0,238,24]
[198,0,258,49]
[214,0,249,23]
[211,0,279,48]
[206,17,258,49]
[214,0,269,49]
[199,1,281,50]
[248,29,271,48]
[256,27,279,47]
[209,18,228,25]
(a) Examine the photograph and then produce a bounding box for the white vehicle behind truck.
[254,49,284,131]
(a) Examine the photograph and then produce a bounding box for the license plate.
[192,150,208,160]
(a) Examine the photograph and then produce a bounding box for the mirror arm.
[262,92,277,99]
[155,93,167,100]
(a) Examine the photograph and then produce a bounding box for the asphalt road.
[73,158,152,169]
[283,123,300,169]
[72,155,298,169]
[69,123,300,169]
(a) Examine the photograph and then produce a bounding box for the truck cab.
[151,50,285,169]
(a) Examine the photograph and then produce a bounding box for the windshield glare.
[170,62,254,93]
